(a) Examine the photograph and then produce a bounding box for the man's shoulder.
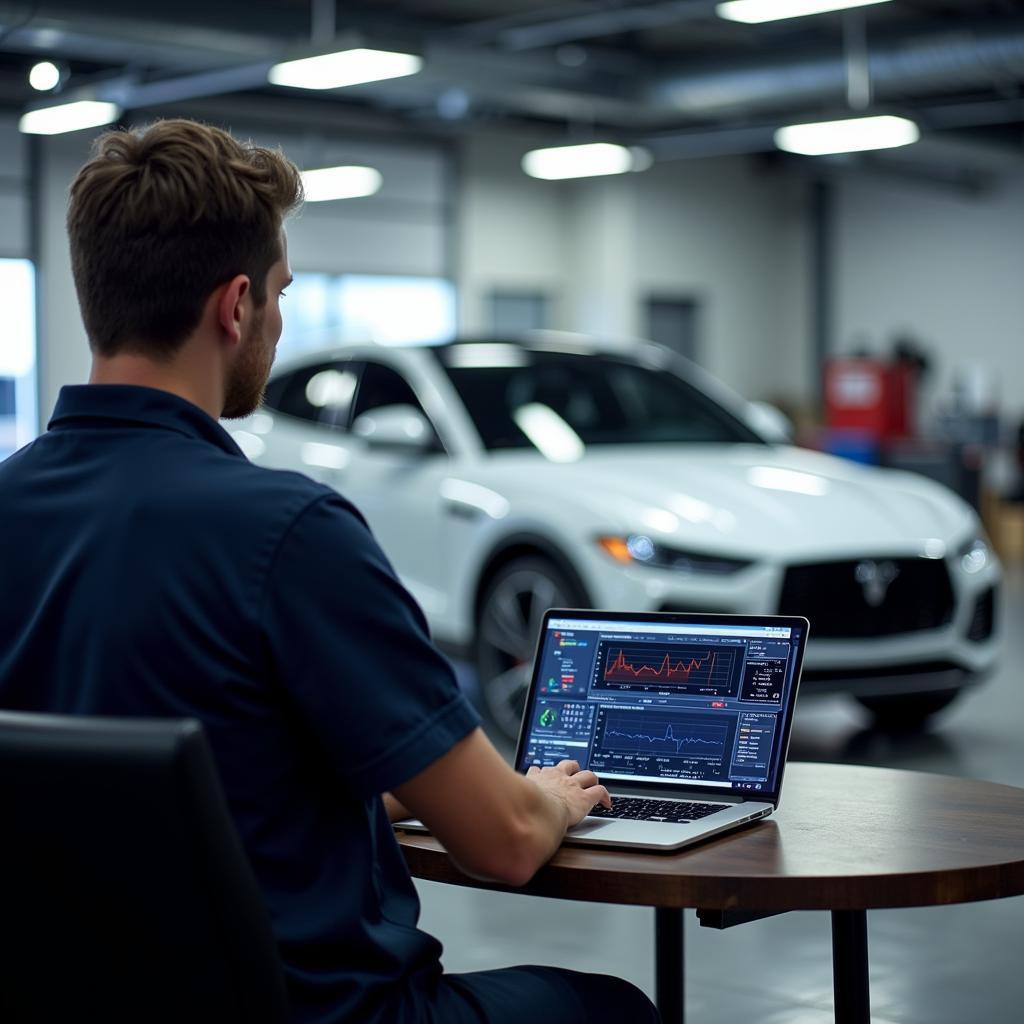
[1,426,368,547]
[194,449,365,529]
[215,452,329,501]
[0,436,41,475]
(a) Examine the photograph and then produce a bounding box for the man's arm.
[392,727,610,886]
[382,792,410,822]
[261,495,603,876]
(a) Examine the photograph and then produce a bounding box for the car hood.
[482,444,977,559]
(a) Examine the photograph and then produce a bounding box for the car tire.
[855,690,961,731]
[473,556,588,743]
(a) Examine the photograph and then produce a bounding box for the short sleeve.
[261,494,480,797]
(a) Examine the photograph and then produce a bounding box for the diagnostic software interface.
[516,616,804,794]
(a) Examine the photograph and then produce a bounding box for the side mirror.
[352,404,435,452]
[745,401,794,443]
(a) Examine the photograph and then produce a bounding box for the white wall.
[37,131,92,425]
[456,132,571,333]
[0,114,34,453]
[265,134,449,278]
[631,158,810,401]
[455,131,813,404]
[565,172,640,340]
[833,175,1024,421]
[0,115,28,258]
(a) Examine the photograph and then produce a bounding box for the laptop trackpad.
[566,817,695,846]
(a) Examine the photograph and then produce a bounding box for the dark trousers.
[426,965,661,1023]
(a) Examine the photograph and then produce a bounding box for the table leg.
[655,907,685,1023]
[831,910,870,1024]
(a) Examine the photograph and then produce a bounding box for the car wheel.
[855,690,961,731]
[474,557,587,742]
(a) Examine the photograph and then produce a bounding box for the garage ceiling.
[2,1,1024,166]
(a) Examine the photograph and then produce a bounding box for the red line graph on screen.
[604,647,717,684]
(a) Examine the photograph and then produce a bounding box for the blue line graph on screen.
[603,717,728,759]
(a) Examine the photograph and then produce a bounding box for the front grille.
[800,660,959,683]
[966,587,996,642]
[778,557,955,638]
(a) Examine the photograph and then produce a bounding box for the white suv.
[233,334,1001,738]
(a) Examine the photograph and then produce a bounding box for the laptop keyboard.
[587,797,729,824]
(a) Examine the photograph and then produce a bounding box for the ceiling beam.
[6,8,1024,147]
[650,18,1024,115]
[462,0,720,51]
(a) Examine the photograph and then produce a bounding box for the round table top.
[396,762,1024,911]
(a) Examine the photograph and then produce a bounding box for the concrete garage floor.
[415,567,1024,1023]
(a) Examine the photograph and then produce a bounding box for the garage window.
[275,273,456,364]
[0,259,36,460]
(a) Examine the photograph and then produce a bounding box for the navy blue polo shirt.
[0,384,480,1024]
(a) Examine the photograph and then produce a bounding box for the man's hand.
[393,729,609,886]
[526,759,611,828]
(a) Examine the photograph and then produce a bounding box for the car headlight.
[958,536,991,575]
[597,535,753,575]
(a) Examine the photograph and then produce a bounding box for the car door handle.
[443,499,484,521]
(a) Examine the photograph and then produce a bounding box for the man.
[0,120,660,1024]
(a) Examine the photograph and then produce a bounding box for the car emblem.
[854,559,899,607]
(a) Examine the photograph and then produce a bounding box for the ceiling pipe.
[0,15,276,70]
[641,123,778,159]
[649,20,1024,116]
[843,11,872,112]
[6,10,1024,139]
[641,94,1024,158]
[93,65,274,110]
[490,1,720,51]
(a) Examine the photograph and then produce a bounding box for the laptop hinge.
[611,785,745,804]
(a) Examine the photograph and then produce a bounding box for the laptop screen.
[514,611,808,803]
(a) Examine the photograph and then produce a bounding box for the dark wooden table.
[397,762,1024,1024]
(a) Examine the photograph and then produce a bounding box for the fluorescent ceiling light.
[268,48,422,90]
[522,142,650,181]
[717,0,890,23]
[300,165,382,201]
[29,61,61,91]
[19,100,120,135]
[774,114,919,155]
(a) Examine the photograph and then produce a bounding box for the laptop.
[396,608,808,852]
[510,609,808,850]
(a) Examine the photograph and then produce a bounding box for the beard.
[222,306,274,419]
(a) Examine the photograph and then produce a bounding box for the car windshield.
[436,347,765,451]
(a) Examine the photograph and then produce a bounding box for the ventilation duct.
[648,21,1024,117]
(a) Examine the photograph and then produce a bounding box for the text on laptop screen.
[515,616,804,795]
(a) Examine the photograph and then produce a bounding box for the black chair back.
[0,711,289,1024]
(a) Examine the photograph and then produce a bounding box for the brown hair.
[67,118,303,358]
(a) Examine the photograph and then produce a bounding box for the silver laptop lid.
[514,610,809,808]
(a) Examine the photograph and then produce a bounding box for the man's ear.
[216,274,251,347]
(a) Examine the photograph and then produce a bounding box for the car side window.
[352,361,445,452]
[352,361,425,419]
[265,360,358,431]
